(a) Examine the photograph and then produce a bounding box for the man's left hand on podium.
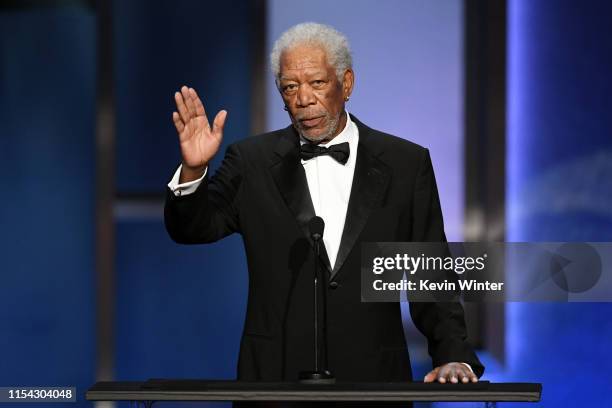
[424,362,479,384]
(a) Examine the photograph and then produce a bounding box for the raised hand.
[172,86,227,182]
[424,362,478,384]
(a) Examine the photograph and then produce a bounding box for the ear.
[342,69,355,99]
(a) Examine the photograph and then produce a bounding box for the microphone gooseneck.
[299,216,335,384]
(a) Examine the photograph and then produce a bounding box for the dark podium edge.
[86,381,542,403]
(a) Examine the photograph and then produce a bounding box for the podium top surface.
[86,380,542,402]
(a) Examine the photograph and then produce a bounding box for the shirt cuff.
[167,164,207,196]
[460,362,474,373]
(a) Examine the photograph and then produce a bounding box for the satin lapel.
[331,120,391,278]
[269,127,333,274]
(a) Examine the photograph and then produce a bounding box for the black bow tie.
[300,142,350,165]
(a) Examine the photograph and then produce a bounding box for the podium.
[87,380,541,407]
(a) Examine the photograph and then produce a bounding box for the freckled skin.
[278,44,354,144]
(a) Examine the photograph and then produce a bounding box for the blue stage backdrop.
[503,0,612,407]
[0,7,96,408]
[113,2,252,408]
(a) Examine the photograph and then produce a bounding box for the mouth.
[299,116,324,128]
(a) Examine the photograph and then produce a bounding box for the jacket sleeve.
[164,143,244,244]
[408,148,485,378]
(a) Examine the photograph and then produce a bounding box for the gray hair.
[270,22,353,86]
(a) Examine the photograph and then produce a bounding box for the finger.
[190,88,206,116]
[172,112,185,134]
[448,366,462,382]
[212,110,228,138]
[449,368,459,384]
[175,91,190,124]
[456,367,471,383]
[455,365,478,383]
[423,366,440,383]
[190,88,210,131]
[437,365,454,383]
[181,86,196,119]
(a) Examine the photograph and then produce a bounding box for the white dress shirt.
[167,164,207,197]
[299,113,358,270]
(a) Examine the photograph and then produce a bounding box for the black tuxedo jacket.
[164,114,484,382]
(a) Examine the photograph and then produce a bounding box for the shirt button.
[329,281,339,290]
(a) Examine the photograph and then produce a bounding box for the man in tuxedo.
[165,22,484,388]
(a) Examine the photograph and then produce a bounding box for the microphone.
[299,216,335,384]
[309,216,324,241]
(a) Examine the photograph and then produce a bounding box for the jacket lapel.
[331,116,391,278]
[269,126,333,274]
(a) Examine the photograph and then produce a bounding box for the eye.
[282,84,298,93]
[312,80,325,87]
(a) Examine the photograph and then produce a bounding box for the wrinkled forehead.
[279,43,332,74]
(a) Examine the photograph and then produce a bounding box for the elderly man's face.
[278,44,353,143]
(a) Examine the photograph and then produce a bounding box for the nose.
[296,84,316,107]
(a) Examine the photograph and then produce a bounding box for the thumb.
[212,110,228,137]
[424,367,440,383]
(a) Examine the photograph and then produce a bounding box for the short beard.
[295,111,340,143]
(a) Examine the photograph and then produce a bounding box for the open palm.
[173,86,227,171]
